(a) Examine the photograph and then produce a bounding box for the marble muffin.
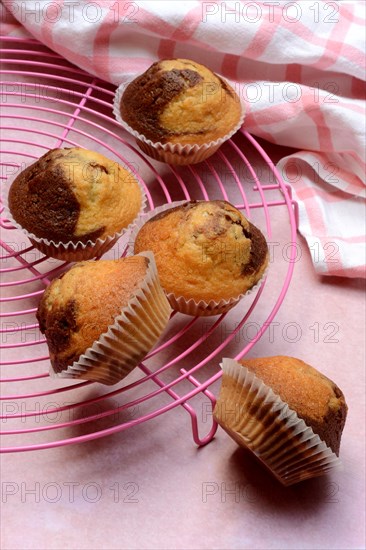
[37,255,172,384]
[239,356,348,455]
[119,58,243,146]
[8,147,143,246]
[133,200,268,312]
[215,356,348,456]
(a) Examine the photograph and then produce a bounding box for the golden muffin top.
[37,256,149,372]
[134,200,268,302]
[120,59,243,145]
[9,147,142,243]
[241,356,346,421]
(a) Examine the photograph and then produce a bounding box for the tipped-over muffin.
[238,356,347,455]
[133,200,268,315]
[37,253,172,385]
[115,59,244,164]
[214,356,347,485]
[8,147,144,259]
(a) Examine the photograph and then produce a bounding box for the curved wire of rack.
[0,36,298,453]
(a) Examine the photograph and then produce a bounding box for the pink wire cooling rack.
[0,36,298,453]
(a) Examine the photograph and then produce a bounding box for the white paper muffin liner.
[129,200,268,317]
[2,163,147,262]
[214,358,343,486]
[50,251,172,385]
[113,78,246,165]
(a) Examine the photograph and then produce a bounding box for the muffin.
[114,58,244,164]
[133,200,269,315]
[8,147,145,261]
[214,357,348,485]
[37,252,172,385]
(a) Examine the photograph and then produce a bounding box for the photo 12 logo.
[1,481,140,504]
[202,481,258,503]
[0,83,80,104]
[0,399,140,425]
[199,319,340,347]
[201,2,340,24]
[3,2,139,24]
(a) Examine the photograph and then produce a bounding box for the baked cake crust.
[9,147,142,243]
[37,257,148,372]
[120,59,242,145]
[134,200,268,302]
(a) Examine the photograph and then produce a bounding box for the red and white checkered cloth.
[2,1,365,277]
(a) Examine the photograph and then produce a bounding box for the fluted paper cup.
[52,251,172,385]
[214,358,343,486]
[113,80,246,165]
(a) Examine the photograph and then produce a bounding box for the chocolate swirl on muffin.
[120,59,243,146]
[134,200,269,305]
[8,147,142,245]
